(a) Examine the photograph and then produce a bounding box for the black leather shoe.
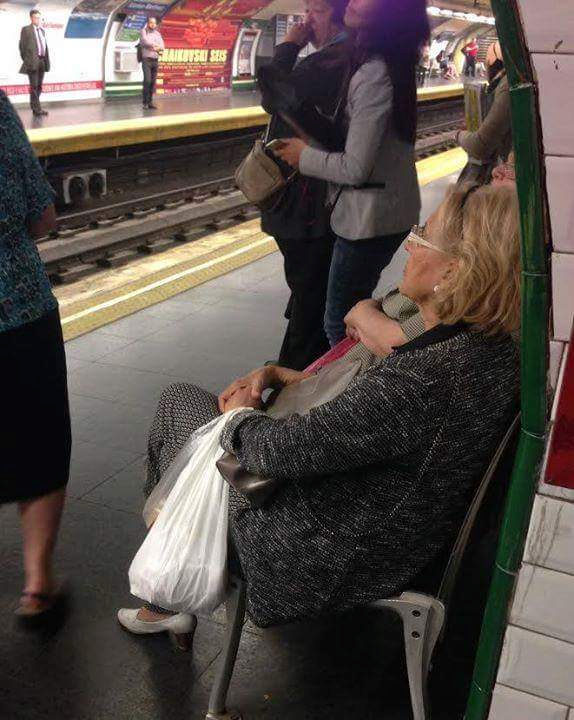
[40,110,48,116]
[147,103,158,110]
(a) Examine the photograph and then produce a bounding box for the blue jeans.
[324,231,408,347]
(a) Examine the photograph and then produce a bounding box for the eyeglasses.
[406,226,449,254]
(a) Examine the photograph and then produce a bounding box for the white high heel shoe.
[117,608,197,651]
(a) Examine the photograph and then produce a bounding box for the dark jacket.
[222,324,519,627]
[257,38,348,240]
[19,25,50,74]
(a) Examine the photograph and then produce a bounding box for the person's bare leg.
[18,488,66,612]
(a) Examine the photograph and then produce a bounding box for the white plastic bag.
[129,409,248,616]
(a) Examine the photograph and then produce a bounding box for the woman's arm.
[29,204,56,239]
[296,61,393,186]
[221,367,430,480]
[457,79,511,161]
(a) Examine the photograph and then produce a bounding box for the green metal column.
[464,2,549,719]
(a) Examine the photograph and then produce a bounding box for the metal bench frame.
[205,415,520,720]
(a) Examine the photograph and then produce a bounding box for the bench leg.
[371,593,445,720]
[205,576,247,720]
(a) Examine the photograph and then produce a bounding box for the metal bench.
[205,414,520,720]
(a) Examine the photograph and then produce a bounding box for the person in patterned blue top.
[0,89,71,623]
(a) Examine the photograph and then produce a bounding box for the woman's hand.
[344,299,407,357]
[222,385,262,412]
[284,22,313,48]
[273,138,308,170]
[218,365,306,413]
[344,299,380,338]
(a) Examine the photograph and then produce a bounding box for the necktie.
[36,28,45,57]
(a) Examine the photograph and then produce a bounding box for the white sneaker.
[117,608,196,636]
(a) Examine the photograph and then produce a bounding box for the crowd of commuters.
[3,0,521,666]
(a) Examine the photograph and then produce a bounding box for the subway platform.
[0,171,490,720]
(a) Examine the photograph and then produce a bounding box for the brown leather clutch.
[216,452,284,509]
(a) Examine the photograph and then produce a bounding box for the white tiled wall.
[498,627,574,707]
[510,564,574,644]
[552,254,574,342]
[549,341,565,390]
[545,158,574,254]
[523,495,574,575]
[533,54,574,157]
[487,4,574,719]
[489,684,568,720]
[520,0,574,53]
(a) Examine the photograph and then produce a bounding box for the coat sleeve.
[298,60,393,186]
[458,79,511,161]
[257,42,311,116]
[220,367,431,480]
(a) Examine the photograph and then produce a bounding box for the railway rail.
[41,101,464,284]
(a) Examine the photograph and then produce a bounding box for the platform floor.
[16,75,462,132]
[17,90,262,131]
[0,172,490,720]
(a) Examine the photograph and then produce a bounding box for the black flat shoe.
[147,103,158,110]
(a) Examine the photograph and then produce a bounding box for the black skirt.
[0,308,71,503]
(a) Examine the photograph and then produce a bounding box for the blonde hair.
[433,183,521,335]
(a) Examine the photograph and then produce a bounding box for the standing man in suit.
[19,9,50,117]
[139,17,164,110]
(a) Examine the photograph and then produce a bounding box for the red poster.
[157,0,267,93]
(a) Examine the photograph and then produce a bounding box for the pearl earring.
[433,285,440,294]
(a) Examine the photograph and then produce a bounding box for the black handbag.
[136,43,143,63]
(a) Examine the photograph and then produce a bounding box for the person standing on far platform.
[140,17,164,110]
[462,37,479,78]
[19,9,50,117]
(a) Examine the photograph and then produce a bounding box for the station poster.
[65,0,120,39]
[157,0,268,93]
[116,0,172,42]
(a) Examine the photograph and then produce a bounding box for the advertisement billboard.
[156,0,268,93]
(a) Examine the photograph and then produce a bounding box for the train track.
[41,115,461,284]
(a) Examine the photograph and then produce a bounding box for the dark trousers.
[27,58,46,113]
[142,57,158,105]
[464,56,477,77]
[324,231,408,347]
[275,234,334,371]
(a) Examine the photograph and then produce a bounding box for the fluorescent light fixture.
[427,5,495,25]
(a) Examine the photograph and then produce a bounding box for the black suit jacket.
[19,25,51,74]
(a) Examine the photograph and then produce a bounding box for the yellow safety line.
[29,85,464,157]
[61,232,276,340]
[63,235,271,325]
[29,106,270,157]
[61,148,466,341]
[417,147,467,186]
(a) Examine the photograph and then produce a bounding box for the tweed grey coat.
[220,324,519,627]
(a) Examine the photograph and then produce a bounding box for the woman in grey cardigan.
[119,183,521,637]
[274,0,430,346]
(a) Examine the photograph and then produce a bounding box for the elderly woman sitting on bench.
[118,183,521,643]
